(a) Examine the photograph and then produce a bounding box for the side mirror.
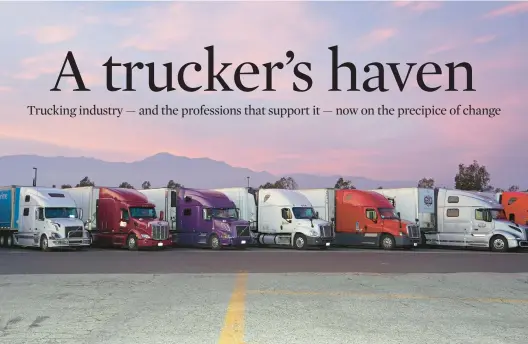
[315,211,319,218]
[397,212,401,219]
[331,217,335,222]
[415,218,419,223]
[372,218,377,223]
[159,211,164,221]
[78,208,83,220]
[287,219,292,223]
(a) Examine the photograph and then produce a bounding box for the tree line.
[57,160,526,193]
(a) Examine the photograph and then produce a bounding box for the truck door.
[363,208,382,245]
[469,208,493,247]
[19,207,33,246]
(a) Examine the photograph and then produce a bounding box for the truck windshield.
[211,208,238,219]
[378,208,398,220]
[490,208,506,220]
[45,207,78,219]
[292,207,316,219]
[129,207,157,219]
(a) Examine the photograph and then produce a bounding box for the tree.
[508,185,519,192]
[494,187,504,193]
[259,176,298,190]
[334,177,355,189]
[141,181,151,189]
[167,180,183,189]
[377,186,383,189]
[417,177,435,189]
[454,160,490,191]
[61,184,72,189]
[76,176,95,187]
[119,182,134,189]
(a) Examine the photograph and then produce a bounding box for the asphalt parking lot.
[0,247,527,344]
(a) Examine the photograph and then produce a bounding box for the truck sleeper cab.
[0,186,90,251]
[255,189,334,250]
[425,189,528,252]
[64,186,171,250]
[139,188,251,250]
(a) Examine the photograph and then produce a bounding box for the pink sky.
[0,1,526,188]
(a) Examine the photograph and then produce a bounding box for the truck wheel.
[293,234,307,250]
[209,234,221,250]
[490,235,509,252]
[40,235,50,252]
[0,235,4,247]
[6,234,13,247]
[380,234,395,250]
[126,235,138,250]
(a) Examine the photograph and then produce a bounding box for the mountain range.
[0,153,416,190]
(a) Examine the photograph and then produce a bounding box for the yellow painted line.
[218,272,248,344]
[246,289,528,305]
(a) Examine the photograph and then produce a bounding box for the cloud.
[0,86,11,92]
[484,2,528,18]
[473,35,497,44]
[393,1,442,12]
[13,52,65,80]
[357,28,397,51]
[426,43,457,55]
[20,25,77,44]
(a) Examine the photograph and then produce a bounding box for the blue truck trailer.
[0,186,91,251]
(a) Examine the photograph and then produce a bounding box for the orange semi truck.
[497,191,528,226]
[297,188,421,249]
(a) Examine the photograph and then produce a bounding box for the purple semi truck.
[139,187,251,249]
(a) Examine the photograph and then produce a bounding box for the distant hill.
[0,153,415,189]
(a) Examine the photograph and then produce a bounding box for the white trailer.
[0,186,90,251]
[214,187,334,249]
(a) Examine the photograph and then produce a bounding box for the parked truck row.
[1,184,527,252]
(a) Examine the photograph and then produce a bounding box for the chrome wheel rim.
[382,237,393,248]
[128,237,136,249]
[211,236,219,248]
[493,239,505,250]
[295,237,304,248]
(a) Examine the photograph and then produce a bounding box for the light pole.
[32,167,37,187]
[247,176,250,188]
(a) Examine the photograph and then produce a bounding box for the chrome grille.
[407,225,420,239]
[319,225,333,238]
[65,226,83,238]
[236,225,249,237]
[152,224,169,240]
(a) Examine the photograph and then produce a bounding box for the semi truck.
[496,191,528,226]
[297,188,420,250]
[64,186,172,250]
[372,187,528,252]
[138,187,251,249]
[0,186,91,251]
[214,187,334,250]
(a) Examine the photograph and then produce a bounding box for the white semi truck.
[214,187,334,249]
[372,187,528,252]
[0,186,90,251]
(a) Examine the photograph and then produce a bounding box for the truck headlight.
[309,230,319,237]
[50,232,61,239]
[141,234,151,239]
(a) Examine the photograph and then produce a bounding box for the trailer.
[0,186,90,251]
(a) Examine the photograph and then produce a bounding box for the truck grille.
[407,225,420,239]
[320,225,333,238]
[236,225,249,237]
[152,224,169,240]
[65,226,83,238]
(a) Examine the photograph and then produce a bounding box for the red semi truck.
[297,188,421,249]
[64,186,172,250]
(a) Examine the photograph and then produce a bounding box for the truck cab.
[0,186,90,251]
[429,189,528,252]
[175,188,251,249]
[496,191,528,226]
[256,189,334,249]
[334,189,419,249]
[65,187,171,250]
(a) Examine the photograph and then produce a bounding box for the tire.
[6,234,13,247]
[293,233,307,250]
[0,235,4,247]
[380,234,395,250]
[40,235,50,252]
[490,235,509,252]
[209,234,221,250]
[126,234,138,250]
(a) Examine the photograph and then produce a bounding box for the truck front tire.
[126,235,138,250]
[490,235,509,252]
[380,234,395,250]
[40,235,50,252]
[293,234,307,250]
[209,234,221,250]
